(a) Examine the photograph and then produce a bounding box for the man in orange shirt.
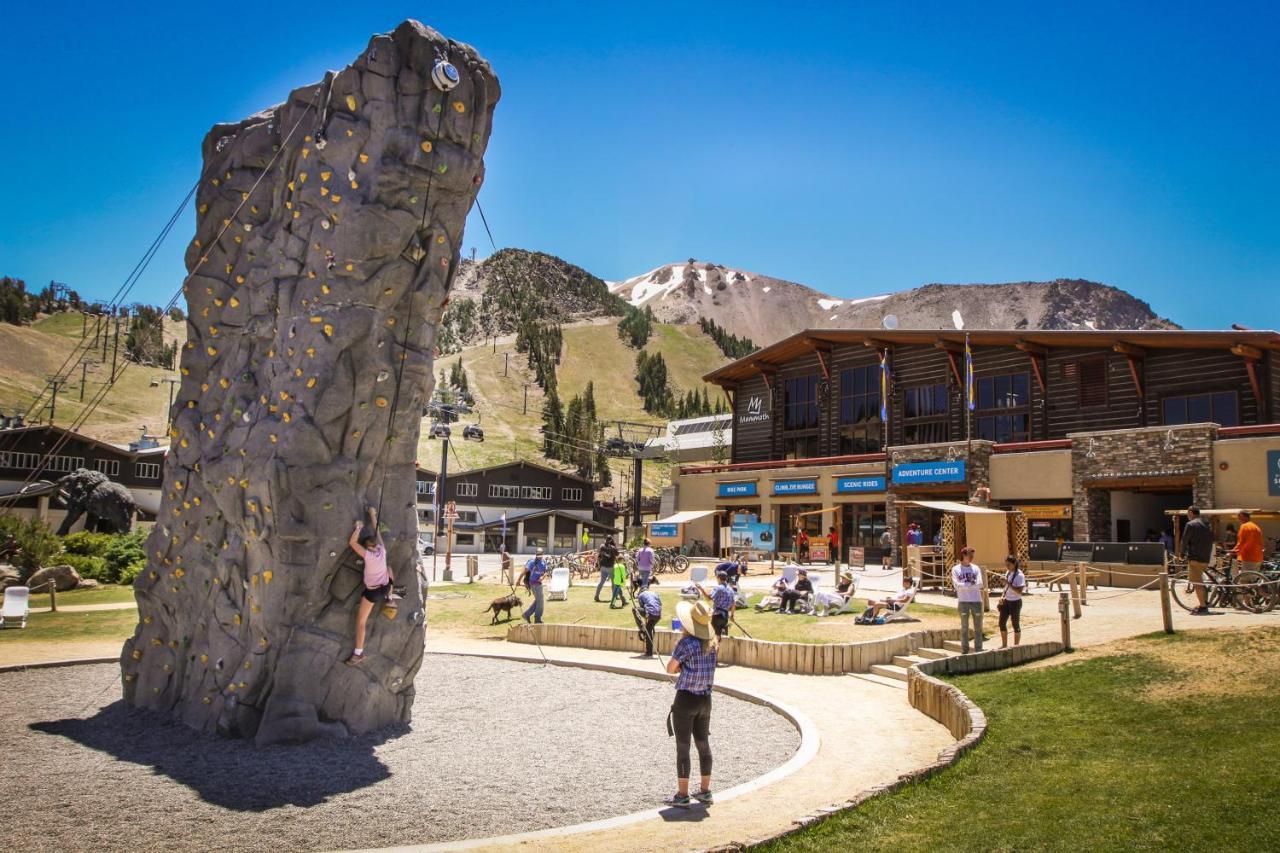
[1230,510,1264,572]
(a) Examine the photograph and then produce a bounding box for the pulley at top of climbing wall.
[432,58,460,92]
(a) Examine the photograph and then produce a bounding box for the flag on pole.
[965,334,975,411]
[500,511,507,539]
[879,350,890,421]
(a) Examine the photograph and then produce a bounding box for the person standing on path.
[595,535,620,602]
[521,548,549,624]
[634,586,662,656]
[797,529,810,564]
[952,547,984,653]
[1179,505,1214,614]
[635,538,656,590]
[880,528,893,569]
[345,506,393,666]
[827,526,840,570]
[997,555,1025,648]
[665,599,718,807]
[1230,510,1264,572]
[709,570,735,637]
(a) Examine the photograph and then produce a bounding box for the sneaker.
[1190,606,1210,615]
[665,792,692,807]
[344,653,365,666]
[693,789,714,804]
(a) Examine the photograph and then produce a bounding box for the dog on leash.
[483,592,523,625]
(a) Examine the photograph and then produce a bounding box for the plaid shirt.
[673,635,717,695]
[712,583,734,614]
[638,589,662,617]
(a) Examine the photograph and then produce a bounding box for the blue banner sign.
[1270,450,1280,497]
[773,478,818,495]
[892,460,966,485]
[730,519,776,550]
[835,475,887,493]
[718,481,758,498]
[649,523,679,538]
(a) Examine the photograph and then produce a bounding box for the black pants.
[999,598,1023,632]
[671,690,713,779]
[634,611,660,655]
[780,590,806,612]
[712,611,729,637]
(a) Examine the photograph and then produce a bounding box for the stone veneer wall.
[1068,424,1217,540]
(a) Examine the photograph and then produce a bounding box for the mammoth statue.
[55,469,137,535]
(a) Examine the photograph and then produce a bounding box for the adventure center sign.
[891,460,967,485]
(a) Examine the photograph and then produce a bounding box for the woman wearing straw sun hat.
[664,598,719,807]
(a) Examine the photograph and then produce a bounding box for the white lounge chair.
[546,567,571,602]
[2,586,30,629]
[815,576,861,616]
[681,565,709,599]
[781,564,799,584]
[880,586,919,622]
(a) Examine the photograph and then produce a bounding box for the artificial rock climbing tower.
[120,21,499,744]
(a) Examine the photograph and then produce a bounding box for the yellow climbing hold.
[269,434,277,443]
[181,367,189,376]
[375,397,389,408]
[203,696,211,704]
[263,570,273,583]
[229,296,240,308]
[306,377,316,389]
[453,101,466,113]
[174,568,186,578]
[132,649,142,660]
[386,317,397,326]
[282,412,292,423]
[234,613,242,625]
[299,172,308,183]
[359,153,369,163]
[209,326,220,337]
[227,476,236,485]
[351,180,359,190]
[320,186,329,197]
[346,94,358,111]
[241,192,249,201]
[287,181,295,191]
[384,288,394,295]
[212,178,220,186]
[236,275,245,284]
[198,203,208,214]
[420,140,433,154]
[239,478,249,489]
[279,390,289,401]
[437,235,446,244]
[301,148,310,159]
[180,438,189,448]
[250,573,259,586]
[214,298,224,307]
[306,346,316,357]
[143,615,153,624]
[294,367,303,378]
[345,263,353,271]
[321,284,331,294]
[323,324,334,337]
[310,316,323,324]
[193,496,201,505]
[331,194,341,203]
[206,346,218,357]
[321,170,332,181]
[225,263,234,274]
[351,429,361,438]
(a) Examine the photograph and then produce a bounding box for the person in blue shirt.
[709,570,735,637]
[714,554,747,588]
[521,548,549,624]
[665,599,718,807]
[633,587,663,656]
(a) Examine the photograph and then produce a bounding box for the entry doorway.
[840,503,888,562]
[1108,488,1192,544]
[899,506,944,548]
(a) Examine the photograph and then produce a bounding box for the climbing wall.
[120,20,500,744]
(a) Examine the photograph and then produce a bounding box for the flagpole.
[965,332,973,498]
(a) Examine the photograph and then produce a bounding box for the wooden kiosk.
[900,500,1029,594]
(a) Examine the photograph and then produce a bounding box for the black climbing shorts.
[362,583,391,603]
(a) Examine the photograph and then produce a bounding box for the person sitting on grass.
[857,576,915,624]
[779,568,813,614]
[346,506,393,666]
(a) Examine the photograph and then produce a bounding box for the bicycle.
[1167,557,1272,614]
[654,547,690,573]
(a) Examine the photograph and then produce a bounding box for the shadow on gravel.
[31,700,402,811]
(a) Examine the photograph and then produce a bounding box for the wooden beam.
[724,387,736,412]
[753,363,775,394]
[944,350,963,388]
[862,338,890,350]
[933,340,963,354]
[1243,358,1265,420]
[809,343,832,380]
[1029,355,1046,394]
[1113,342,1145,359]
[1125,356,1144,400]
[1232,343,1264,361]
[1015,340,1047,356]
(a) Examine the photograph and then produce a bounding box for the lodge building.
[666,329,1280,563]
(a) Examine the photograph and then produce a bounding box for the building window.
[521,486,552,501]
[1162,391,1238,427]
[901,383,949,445]
[1068,358,1108,407]
[455,482,478,498]
[43,455,86,474]
[554,534,577,549]
[134,461,161,480]
[456,511,477,524]
[454,533,475,546]
[524,535,547,549]
[0,451,39,470]
[975,373,1031,443]
[415,479,435,495]
[561,487,583,502]
[94,458,121,477]
[489,484,520,500]
[782,434,819,460]
[838,365,883,454]
[783,375,820,430]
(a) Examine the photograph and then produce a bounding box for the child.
[345,506,393,666]
[610,557,628,608]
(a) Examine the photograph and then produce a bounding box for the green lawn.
[28,584,137,610]
[0,608,137,645]
[425,581,957,643]
[759,628,1280,852]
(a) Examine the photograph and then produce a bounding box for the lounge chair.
[681,565,709,599]
[546,567,571,602]
[814,576,860,616]
[2,586,29,629]
[880,586,919,623]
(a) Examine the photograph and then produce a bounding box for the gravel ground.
[1,656,798,852]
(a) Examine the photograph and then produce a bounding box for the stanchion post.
[49,583,57,613]
[1077,561,1089,606]
[1159,570,1174,634]
[1067,567,1082,619]
[1058,591,1072,651]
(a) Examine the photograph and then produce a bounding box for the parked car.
[418,536,435,556]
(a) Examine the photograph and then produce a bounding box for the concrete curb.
[0,656,118,674]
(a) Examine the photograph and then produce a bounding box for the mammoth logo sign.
[739,394,770,425]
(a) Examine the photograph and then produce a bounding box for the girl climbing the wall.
[346,505,393,666]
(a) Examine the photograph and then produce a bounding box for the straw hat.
[675,599,715,641]
[840,570,854,581]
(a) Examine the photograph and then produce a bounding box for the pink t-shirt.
[362,545,390,588]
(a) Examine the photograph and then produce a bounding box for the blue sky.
[2,1,1277,328]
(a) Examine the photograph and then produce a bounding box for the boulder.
[26,565,83,593]
[0,566,21,593]
[119,20,500,745]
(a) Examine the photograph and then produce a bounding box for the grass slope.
[761,627,1280,852]
[432,321,729,500]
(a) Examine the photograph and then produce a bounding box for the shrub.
[103,531,147,585]
[62,531,115,557]
[0,516,62,576]
[61,553,110,582]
